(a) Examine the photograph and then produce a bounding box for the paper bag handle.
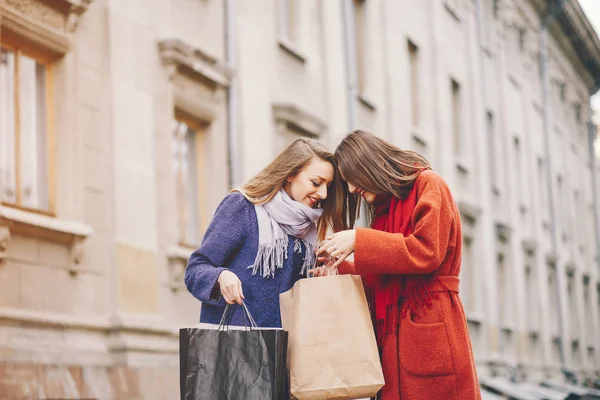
[307,266,339,278]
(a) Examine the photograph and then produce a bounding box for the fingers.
[325,232,339,241]
[221,287,236,305]
[236,280,244,305]
[307,266,329,277]
[223,286,243,305]
[328,252,349,269]
[317,242,338,257]
[329,249,344,260]
[220,276,244,305]
[239,280,245,300]
[230,281,243,305]
[316,242,329,256]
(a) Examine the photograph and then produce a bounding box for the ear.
[287,176,293,183]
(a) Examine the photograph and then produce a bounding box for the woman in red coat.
[315,130,481,400]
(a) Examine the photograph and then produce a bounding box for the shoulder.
[215,192,255,217]
[415,170,457,214]
[415,170,448,194]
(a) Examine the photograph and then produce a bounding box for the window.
[573,191,580,248]
[514,137,525,210]
[451,79,462,157]
[548,263,559,335]
[583,277,593,343]
[537,157,547,222]
[527,334,541,364]
[172,117,206,247]
[272,103,326,154]
[487,111,497,185]
[514,137,530,219]
[574,103,582,124]
[461,237,475,313]
[572,341,582,366]
[567,273,579,337]
[492,0,500,18]
[501,328,515,361]
[559,83,566,102]
[525,263,539,332]
[353,0,367,94]
[279,0,298,44]
[598,283,600,329]
[0,39,54,214]
[518,28,526,53]
[498,252,510,326]
[552,337,561,365]
[408,40,420,128]
[557,176,564,240]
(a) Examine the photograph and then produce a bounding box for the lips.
[308,197,319,206]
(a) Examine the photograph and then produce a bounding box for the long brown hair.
[240,138,354,240]
[335,130,431,221]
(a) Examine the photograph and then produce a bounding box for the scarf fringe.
[299,241,316,276]
[248,238,316,278]
[248,237,289,278]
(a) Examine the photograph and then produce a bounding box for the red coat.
[340,171,481,400]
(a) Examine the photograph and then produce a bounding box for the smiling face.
[284,157,334,208]
[341,173,377,203]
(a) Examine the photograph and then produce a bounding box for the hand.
[308,258,337,277]
[316,229,356,269]
[217,270,244,305]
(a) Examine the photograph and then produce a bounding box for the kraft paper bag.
[280,274,384,400]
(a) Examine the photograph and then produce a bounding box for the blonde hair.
[335,130,431,222]
[239,138,354,240]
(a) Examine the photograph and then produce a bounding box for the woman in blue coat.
[185,139,354,327]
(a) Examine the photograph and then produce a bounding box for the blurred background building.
[1,0,600,398]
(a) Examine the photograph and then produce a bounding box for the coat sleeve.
[184,192,250,305]
[337,260,356,275]
[353,179,455,275]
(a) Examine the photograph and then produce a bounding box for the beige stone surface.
[7,235,39,264]
[0,262,20,308]
[116,243,160,315]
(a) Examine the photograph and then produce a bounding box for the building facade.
[0,0,599,397]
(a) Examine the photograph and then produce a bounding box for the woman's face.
[284,157,334,208]
[341,172,377,203]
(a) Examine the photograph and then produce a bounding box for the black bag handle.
[218,301,258,331]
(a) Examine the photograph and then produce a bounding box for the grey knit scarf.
[239,189,323,278]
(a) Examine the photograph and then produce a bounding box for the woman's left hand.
[316,229,356,269]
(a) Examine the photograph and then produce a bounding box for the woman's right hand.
[308,258,337,277]
[218,270,244,305]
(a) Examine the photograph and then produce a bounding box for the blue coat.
[185,192,309,328]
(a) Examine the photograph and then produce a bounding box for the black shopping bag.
[179,303,289,400]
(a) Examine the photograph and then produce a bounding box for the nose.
[317,184,327,200]
[347,183,357,193]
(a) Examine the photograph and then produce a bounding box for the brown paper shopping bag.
[280,274,384,400]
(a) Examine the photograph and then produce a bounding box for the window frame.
[1,34,56,216]
[353,0,367,95]
[172,111,208,249]
[279,0,298,44]
[407,39,420,129]
[451,78,462,157]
